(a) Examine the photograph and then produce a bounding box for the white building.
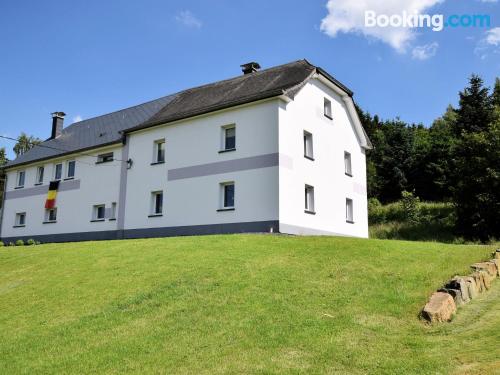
[0,60,372,243]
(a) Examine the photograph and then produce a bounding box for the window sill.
[43,221,57,224]
[14,186,24,190]
[324,114,333,120]
[150,161,165,166]
[217,207,235,212]
[34,182,43,186]
[95,160,113,165]
[108,218,117,221]
[64,177,74,181]
[304,155,315,161]
[13,225,26,228]
[90,219,105,222]
[219,148,236,154]
[346,220,355,224]
[304,210,316,215]
[148,214,163,218]
[345,172,353,177]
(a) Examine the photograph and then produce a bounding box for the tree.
[13,133,41,157]
[452,75,499,240]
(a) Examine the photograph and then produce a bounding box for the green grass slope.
[0,235,498,374]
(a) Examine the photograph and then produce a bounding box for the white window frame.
[54,163,63,181]
[15,212,26,227]
[153,139,165,164]
[324,98,332,119]
[66,160,76,179]
[303,131,314,160]
[36,166,44,185]
[150,191,163,216]
[220,124,236,152]
[344,151,352,177]
[219,182,235,210]
[45,208,57,223]
[92,204,106,221]
[16,170,26,188]
[305,185,315,214]
[346,198,354,223]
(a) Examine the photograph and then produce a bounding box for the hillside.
[0,235,498,374]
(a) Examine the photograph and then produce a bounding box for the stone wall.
[422,249,500,323]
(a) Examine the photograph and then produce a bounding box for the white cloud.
[320,0,443,52]
[485,27,500,46]
[73,115,83,123]
[478,0,497,3]
[475,27,500,59]
[412,42,439,60]
[175,10,202,29]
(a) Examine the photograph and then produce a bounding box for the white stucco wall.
[277,78,369,238]
[1,145,122,239]
[122,99,280,229]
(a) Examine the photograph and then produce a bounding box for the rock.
[462,276,479,299]
[471,272,485,293]
[422,292,457,322]
[449,277,471,303]
[481,270,493,290]
[471,262,497,277]
[438,288,464,306]
[492,259,500,277]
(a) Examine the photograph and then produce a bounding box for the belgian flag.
[45,180,60,209]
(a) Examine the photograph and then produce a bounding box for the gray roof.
[6,59,356,168]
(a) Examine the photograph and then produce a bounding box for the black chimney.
[50,112,66,139]
[241,62,261,75]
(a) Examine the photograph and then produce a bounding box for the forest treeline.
[358,75,500,241]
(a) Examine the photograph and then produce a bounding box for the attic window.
[324,98,332,120]
[96,152,114,164]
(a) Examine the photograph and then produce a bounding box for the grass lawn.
[0,235,498,374]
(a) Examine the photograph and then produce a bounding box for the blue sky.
[0,0,498,159]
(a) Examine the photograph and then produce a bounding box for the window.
[344,152,352,176]
[92,204,105,221]
[303,131,314,160]
[66,161,76,179]
[324,98,332,119]
[36,166,44,184]
[218,182,235,210]
[16,171,25,187]
[45,208,57,223]
[305,185,315,214]
[15,212,26,227]
[150,191,163,216]
[153,140,165,163]
[220,125,236,152]
[97,152,114,164]
[54,163,63,180]
[346,198,354,223]
[110,202,117,220]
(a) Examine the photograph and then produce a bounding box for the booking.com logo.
[365,11,491,31]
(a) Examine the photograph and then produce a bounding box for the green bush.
[15,240,24,246]
[35,241,41,245]
[400,191,421,225]
[26,239,36,246]
[8,242,15,247]
[0,241,4,247]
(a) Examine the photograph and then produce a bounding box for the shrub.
[8,242,15,247]
[400,191,421,225]
[15,240,24,246]
[0,241,4,247]
[26,239,36,246]
[35,241,41,245]
[368,198,385,224]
